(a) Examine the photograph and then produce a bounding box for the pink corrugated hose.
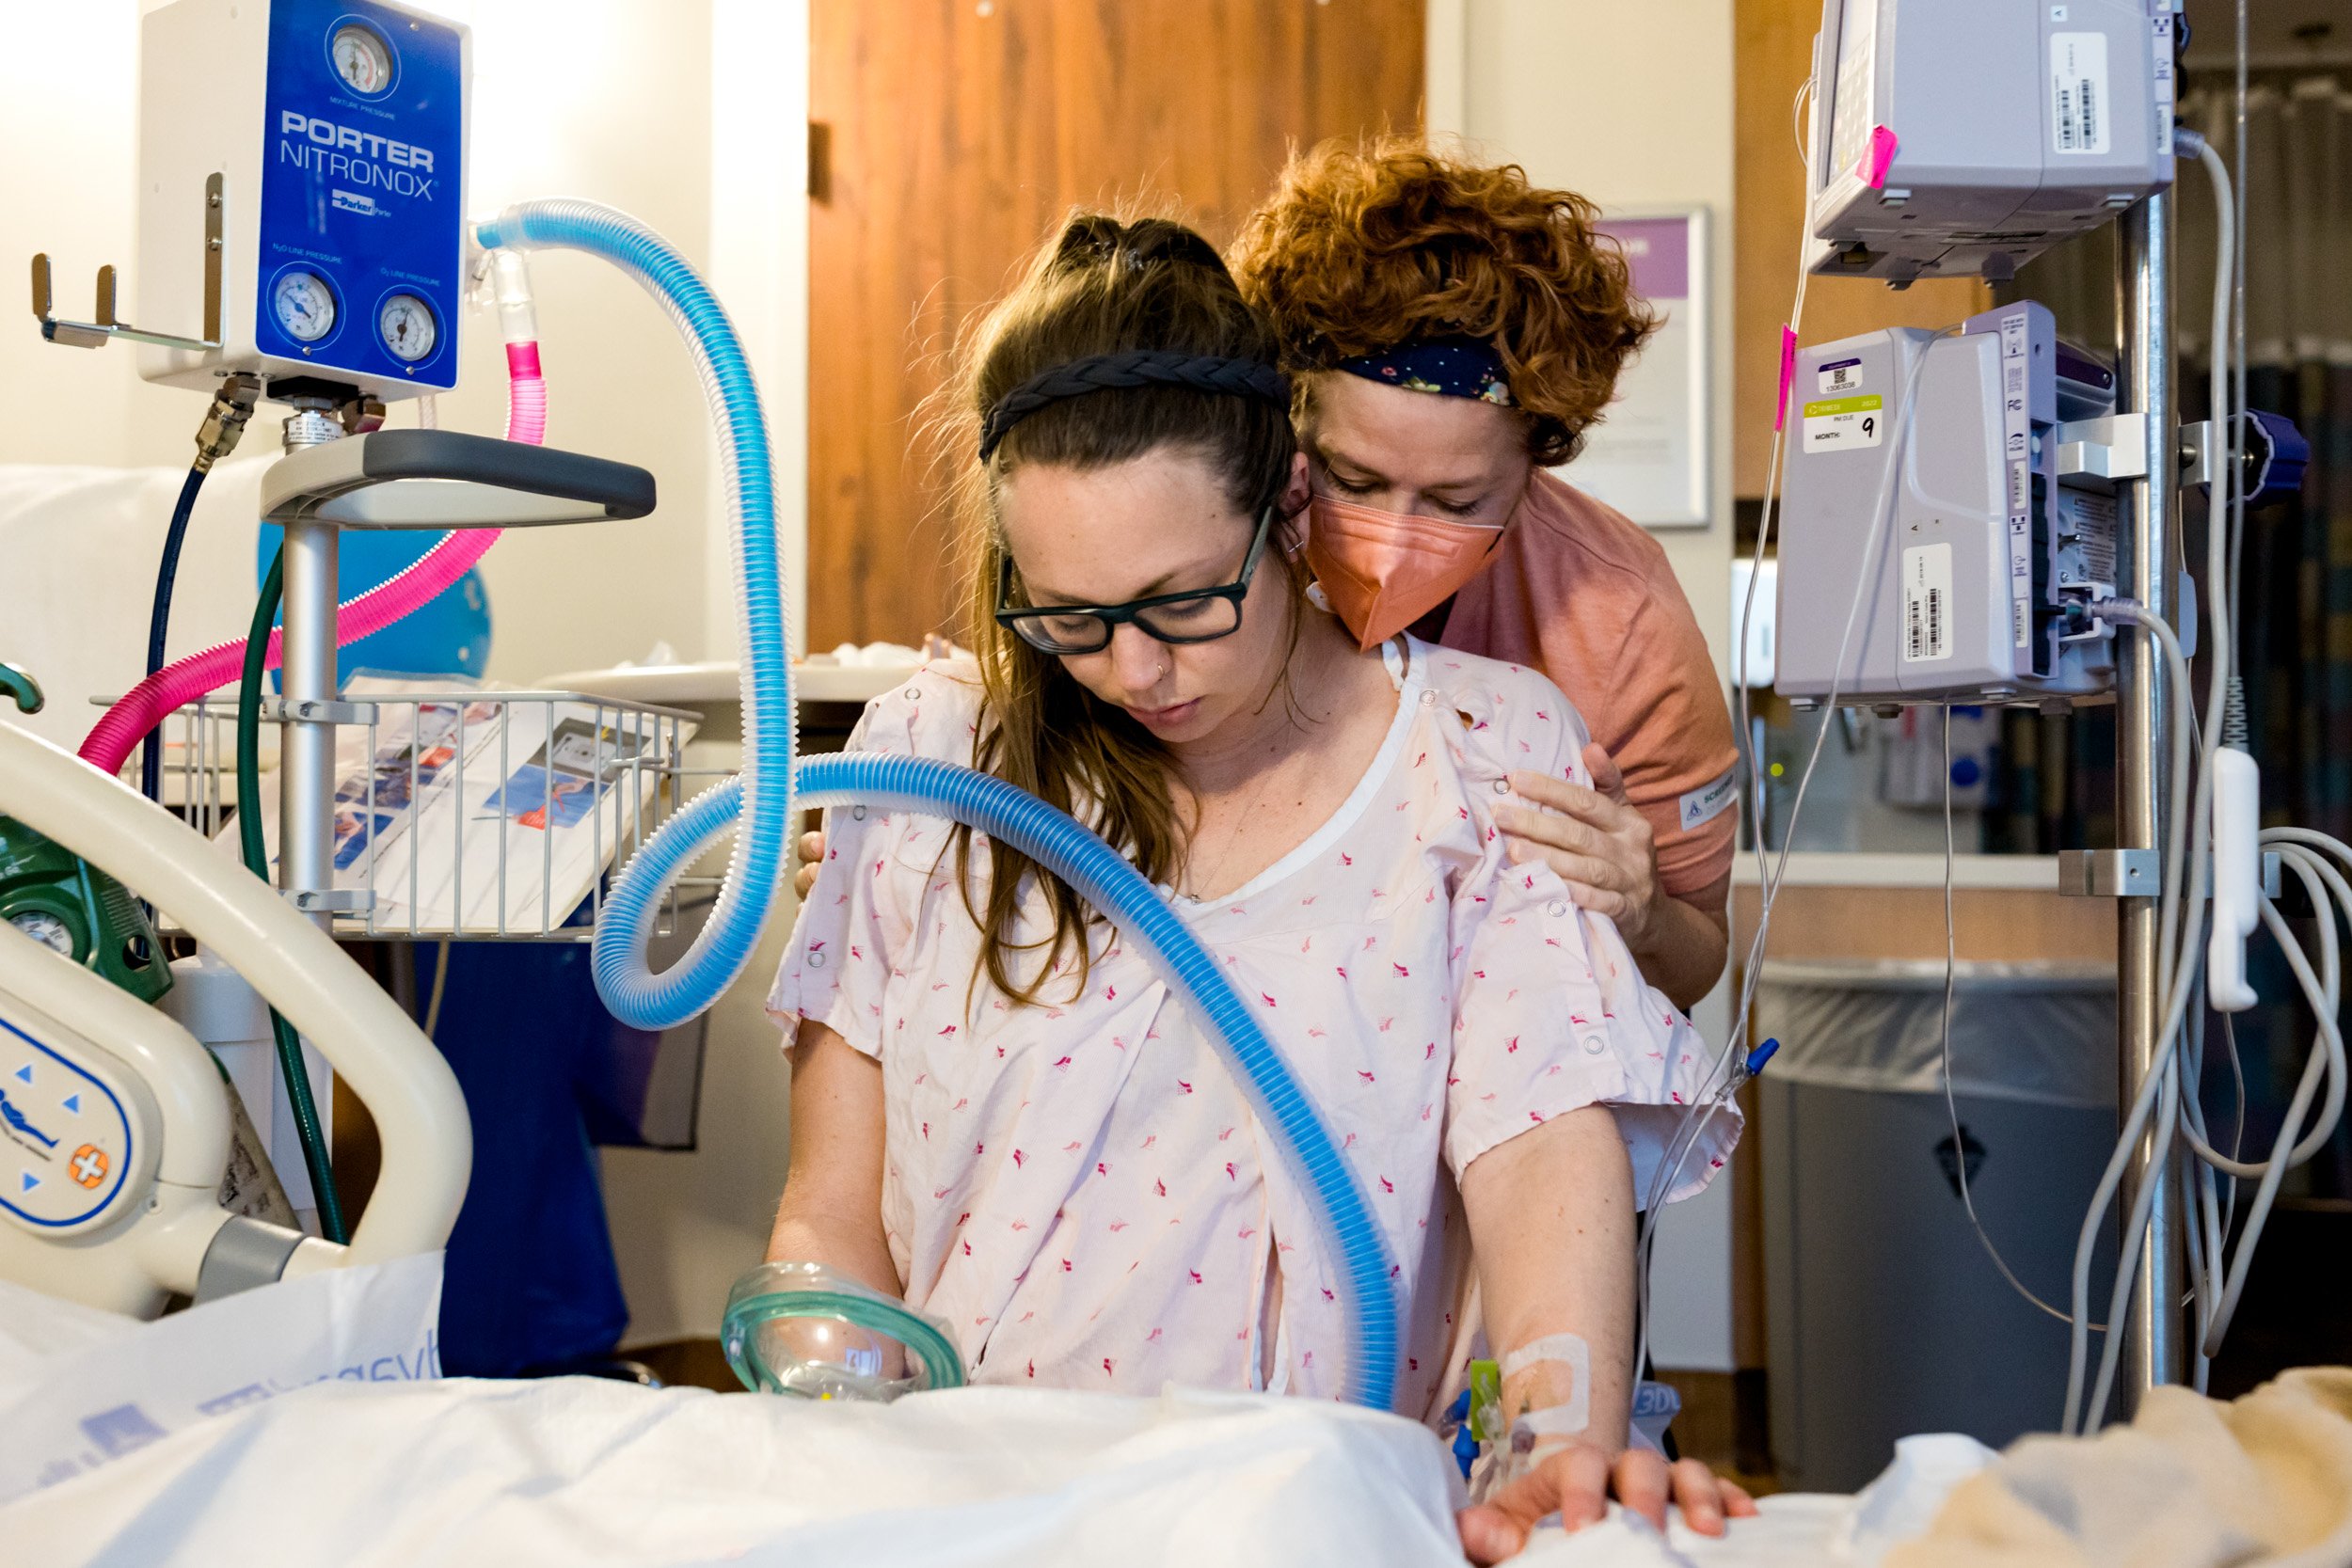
[79,338,547,777]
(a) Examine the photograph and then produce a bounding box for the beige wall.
[1440,0,1742,1372]
[2,3,198,471]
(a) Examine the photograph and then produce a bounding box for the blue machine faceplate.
[259,0,463,390]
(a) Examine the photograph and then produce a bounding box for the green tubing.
[237,548,347,1245]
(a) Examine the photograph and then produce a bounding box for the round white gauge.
[9,911,73,958]
[331,24,392,95]
[274,271,337,343]
[378,293,437,362]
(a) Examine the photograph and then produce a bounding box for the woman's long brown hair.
[941,214,1307,1006]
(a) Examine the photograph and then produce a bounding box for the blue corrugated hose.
[473,200,795,1036]
[666,755,1401,1411]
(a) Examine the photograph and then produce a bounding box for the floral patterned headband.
[1332,336,1513,406]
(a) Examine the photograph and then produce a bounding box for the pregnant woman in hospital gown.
[766,214,1750,1559]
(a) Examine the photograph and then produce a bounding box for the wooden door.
[807,0,1424,649]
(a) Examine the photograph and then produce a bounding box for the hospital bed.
[0,1255,1931,1568]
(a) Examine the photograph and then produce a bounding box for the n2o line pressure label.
[1802,393,1883,452]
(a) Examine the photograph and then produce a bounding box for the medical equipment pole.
[277,404,343,932]
[2113,190,2187,1407]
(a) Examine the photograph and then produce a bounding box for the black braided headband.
[977,351,1292,462]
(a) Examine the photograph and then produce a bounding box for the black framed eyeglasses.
[993,505,1278,656]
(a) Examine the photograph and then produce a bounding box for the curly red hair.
[1231,137,1660,466]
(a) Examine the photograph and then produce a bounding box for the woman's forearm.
[1459,1104,1639,1450]
[765,1205,902,1297]
[1631,878,1730,1012]
[768,1022,901,1296]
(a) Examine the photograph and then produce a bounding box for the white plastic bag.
[0,1251,442,1500]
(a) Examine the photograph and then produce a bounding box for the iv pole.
[2112,183,2187,1406]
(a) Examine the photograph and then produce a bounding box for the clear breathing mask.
[721,1260,967,1402]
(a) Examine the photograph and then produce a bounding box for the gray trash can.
[1757,959,2119,1492]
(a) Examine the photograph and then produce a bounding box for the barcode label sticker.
[2150,13,2175,149]
[1998,309,2034,651]
[2062,487,2119,584]
[2051,32,2111,155]
[1903,543,1954,663]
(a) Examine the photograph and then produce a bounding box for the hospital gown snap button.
[807,950,825,968]
[1492,779,1510,795]
[1548,899,1568,918]
[1581,1035,1607,1056]
[1419,690,1436,706]
[851,804,866,821]
[905,687,921,700]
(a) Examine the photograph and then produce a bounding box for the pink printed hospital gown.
[768,639,1736,1420]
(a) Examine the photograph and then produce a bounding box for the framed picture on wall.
[1558,207,1711,529]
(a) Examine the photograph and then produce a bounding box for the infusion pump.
[1775,302,2130,710]
[1807,0,2174,283]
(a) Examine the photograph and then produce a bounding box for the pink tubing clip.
[1857,125,1899,191]
[1773,325,1800,434]
[78,345,547,777]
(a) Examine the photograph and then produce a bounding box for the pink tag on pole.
[1772,325,1799,433]
[1857,124,1899,190]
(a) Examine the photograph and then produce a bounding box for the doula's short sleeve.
[1439,472,1741,899]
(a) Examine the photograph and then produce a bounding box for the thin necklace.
[1179,756,1287,902]
[1177,641,1336,900]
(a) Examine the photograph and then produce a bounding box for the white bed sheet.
[0,1259,1981,1568]
[8,1375,1473,1567]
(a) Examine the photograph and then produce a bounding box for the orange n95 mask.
[1304,493,1504,652]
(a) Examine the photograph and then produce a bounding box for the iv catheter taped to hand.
[1459,1333,1596,1502]
[1499,1332,1593,1442]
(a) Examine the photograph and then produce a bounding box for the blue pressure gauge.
[377,293,437,362]
[273,270,338,343]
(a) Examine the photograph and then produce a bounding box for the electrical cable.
[2200,849,2347,1352]
[2063,599,2195,1433]
[422,937,452,1040]
[2062,134,2245,1433]
[139,466,207,804]
[236,547,347,1245]
[1937,706,2096,1327]
[2058,596,2352,1428]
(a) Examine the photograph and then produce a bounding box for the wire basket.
[144,688,713,942]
